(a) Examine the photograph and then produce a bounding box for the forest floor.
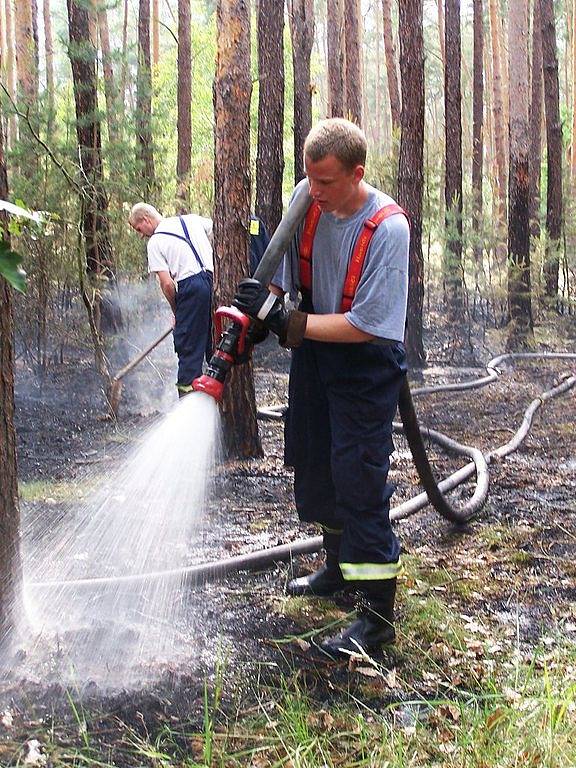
[1,306,575,767]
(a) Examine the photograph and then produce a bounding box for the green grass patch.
[18,478,96,503]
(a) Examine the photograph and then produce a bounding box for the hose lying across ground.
[30,352,576,591]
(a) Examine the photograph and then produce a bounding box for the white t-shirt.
[147,214,214,282]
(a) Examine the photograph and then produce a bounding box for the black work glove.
[233,278,308,349]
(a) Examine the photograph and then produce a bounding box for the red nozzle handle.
[214,306,251,357]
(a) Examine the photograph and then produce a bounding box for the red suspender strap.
[340,203,408,313]
[299,201,322,292]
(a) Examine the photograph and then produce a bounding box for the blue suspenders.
[151,216,209,274]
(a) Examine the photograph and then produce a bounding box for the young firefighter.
[128,203,214,397]
[233,118,409,658]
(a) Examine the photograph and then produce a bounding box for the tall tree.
[507,0,533,347]
[488,0,507,221]
[444,0,463,318]
[3,0,17,147]
[326,0,344,117]
[0,109,23,648]
[14,0,36,107]
[344,0,362,125]
[529,0,543,237]
[176,0,192,208]
[382,0,400,134]
[136,0,155,196]
[97,3,119,145]
[214,0,261,458]
[256,0,285,235]
[398,0,425,365]
[67,0,119,336]
[472,0,484,266]
[152,0,160,67]
[540,0,563,299]
[42,0,55,135]
[288,0,314,183]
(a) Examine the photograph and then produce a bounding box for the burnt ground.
[1,310,575,765]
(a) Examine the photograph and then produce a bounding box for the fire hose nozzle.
[191,306,252,402]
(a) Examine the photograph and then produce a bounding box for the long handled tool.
[108,327,173,415]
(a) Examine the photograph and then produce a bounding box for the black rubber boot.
[320,578,396,658]
[287,531,346,597]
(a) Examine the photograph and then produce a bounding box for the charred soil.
[2,315,575,766]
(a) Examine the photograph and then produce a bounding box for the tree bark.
[488,0,507,221]
[472,0,484,267]
[176,0,192,208]
[43,0,54,135]
[288,0,314,183]
[541,0,563,299]
[529,0,543,237]
[444,0,463,318]
[398,0,425,366]
[256,0,285,236]
[3,0,17,147]
[14,0,36,106]
[0,110,23,648]
[67,0,120,336]
[152,0,160,67]
[97,5,119,145]
[136,0,156,197]
[344,0,362,126]
[326,0,345,117]
[214,0,262,458]
[382,0,400,133]
[507,0,533,348]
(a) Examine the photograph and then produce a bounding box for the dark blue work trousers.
[285,337,406,572]
[173,271,213,387]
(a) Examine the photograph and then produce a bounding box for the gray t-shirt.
[274,180,409,343]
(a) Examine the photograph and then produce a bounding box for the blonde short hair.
[304,118,367,170]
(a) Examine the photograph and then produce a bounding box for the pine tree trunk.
[0,112,23,648]
[507,0,533,348]
[381,0,400,133]
[541,0,563,299]
[14,0,36,105]
[152,0,160,67]
[572,0,576,190]
[176,0,192,208]
[288,0,314,183]
[214,0,262,458]
[67,0,120,337]
[530,0,543,237]
[344,0,362,125]
[326,0,344,117]
[3,0,17,147]
[120,0,129,122]
[488,0,507,221]
[444,0,464,318]
[136,0,156,196]
[472,0,484,267]
[42,0,54,135]
[437,0,445,67]
[97,7,119,145]
[256,0,285,235]
[398,0,425,366]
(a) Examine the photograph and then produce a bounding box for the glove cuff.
[282,310,308,349]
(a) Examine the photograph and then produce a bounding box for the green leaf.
[0,240,27,293]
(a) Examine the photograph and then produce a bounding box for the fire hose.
[28,186,576,592]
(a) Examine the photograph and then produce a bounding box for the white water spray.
[21,392,221,687]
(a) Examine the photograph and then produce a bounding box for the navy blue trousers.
[173,272,213,387]
[285,338,406,574]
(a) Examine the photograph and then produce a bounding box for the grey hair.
[128,202,162,224]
